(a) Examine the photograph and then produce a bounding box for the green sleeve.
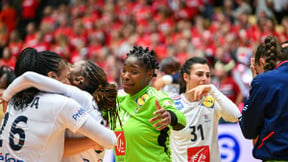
[158,96,186,130]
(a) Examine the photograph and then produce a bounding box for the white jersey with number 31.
[170,94,222,162]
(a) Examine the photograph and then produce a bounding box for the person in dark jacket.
[239,35,288,161]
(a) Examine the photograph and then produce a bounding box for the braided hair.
[262,36,288,71]
[79,60,120,129]
[126,46,159,77]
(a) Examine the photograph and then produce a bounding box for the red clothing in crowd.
[213,77,241,103]
[21,0,39,20]
[8,41,23,59]
[0,5,18,33]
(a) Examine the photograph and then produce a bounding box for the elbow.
[104,134,117,149]
[239,121,258,139]
[242,131,257,139]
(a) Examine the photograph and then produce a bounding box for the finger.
[157,123,169,130]
[153,120,163,128]
[194,89,200,101]
[149,115,162,123]
[155,100,161,110]
[153,118,169,128]
[153,107,166,116]
[186,88,195,94]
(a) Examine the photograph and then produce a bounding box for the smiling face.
[121,56,153,96]
[184,63,211,91]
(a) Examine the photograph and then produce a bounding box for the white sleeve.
[59,98,116,149]
[3,71,93,109]
[77,115,117,150]
[209,84,241,122]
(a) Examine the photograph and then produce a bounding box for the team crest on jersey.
[201,96,215,108]
[204,114,211,123]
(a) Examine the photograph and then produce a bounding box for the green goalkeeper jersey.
[114,85,186,162]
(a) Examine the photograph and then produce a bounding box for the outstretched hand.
[149,100,171,130]
[186,84,211,102]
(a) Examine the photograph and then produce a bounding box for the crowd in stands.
[0,0,288,110]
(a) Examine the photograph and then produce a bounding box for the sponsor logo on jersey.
[115,131,126,156]
[187,145,210,162]
[201,96,215,108]
[72,108,86,121]
[136,93,149,106]
[175,100,184,110]
[0,152,24,162]
[134,93,149,113]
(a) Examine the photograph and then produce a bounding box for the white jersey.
[2,72,107,162]
[170,85,240,162]
[0,93,89,162]
[62,100,106,162]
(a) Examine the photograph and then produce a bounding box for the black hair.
[179,57,210,94]
[13,47,67,110]
[0,66,16,88]
[254,43,266,65]
[159,56,181,75]
[262,35,288,71]
[79,60,120,129]
[125,46,159,77]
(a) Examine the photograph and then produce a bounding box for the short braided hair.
[126,46,159,77]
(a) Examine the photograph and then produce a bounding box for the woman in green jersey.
[114,46,186,162]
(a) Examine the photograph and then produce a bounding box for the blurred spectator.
[0,21,8,54]
[1,0,288,103]
[23,22,38,48]
[153,56,181,97]
[0,2,18,33]
[19,0,39,39]
[254,0,274,19]
[0,47,16,68]
[272,0,288,24]
[212,61,244,108]
[8,30,23,59]
[50,34,71,61]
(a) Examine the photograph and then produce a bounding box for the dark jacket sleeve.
[239,77,267,139]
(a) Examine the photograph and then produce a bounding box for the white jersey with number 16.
[0,92,89,162]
